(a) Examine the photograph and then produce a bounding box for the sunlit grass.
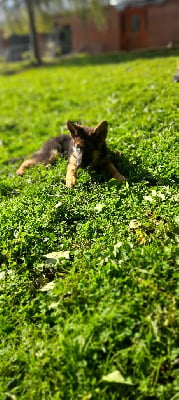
[0,51,178,400]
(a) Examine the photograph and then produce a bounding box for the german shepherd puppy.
[16,120,126,188]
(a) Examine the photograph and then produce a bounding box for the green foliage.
[0,51,178,400]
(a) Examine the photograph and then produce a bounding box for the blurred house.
[54,0,179,53]
[0,0,179,60]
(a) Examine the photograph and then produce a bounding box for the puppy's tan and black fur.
[16,120,126,188]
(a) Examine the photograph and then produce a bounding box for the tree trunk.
[25,0,42,65]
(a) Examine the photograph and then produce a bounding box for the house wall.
[54,6,120,54]
[148,0,179,48]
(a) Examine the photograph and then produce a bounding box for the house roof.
[113,0,166,10]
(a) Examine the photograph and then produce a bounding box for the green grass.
[0,51,178,400]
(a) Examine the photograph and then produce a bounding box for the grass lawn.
[0,50,178,400]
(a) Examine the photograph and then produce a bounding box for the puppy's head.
[67,120,107,144]
[67,120,108,167]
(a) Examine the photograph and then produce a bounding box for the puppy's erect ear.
[67,121,79,138]
[94,121,108,139]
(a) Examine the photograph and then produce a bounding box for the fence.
[0,32,64,63]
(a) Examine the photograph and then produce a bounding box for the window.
[131,15,141,32]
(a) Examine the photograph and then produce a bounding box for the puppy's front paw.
[66,175,76,188]
[16,168,24,176]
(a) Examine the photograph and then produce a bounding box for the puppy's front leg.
[105,161,126,182]
[66,155,79,188]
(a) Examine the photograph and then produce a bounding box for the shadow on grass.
[116,153,158,185]
[89,152,158,186]
[1,48,179,76]
[91,150,178,186]
[56,48,179,67]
